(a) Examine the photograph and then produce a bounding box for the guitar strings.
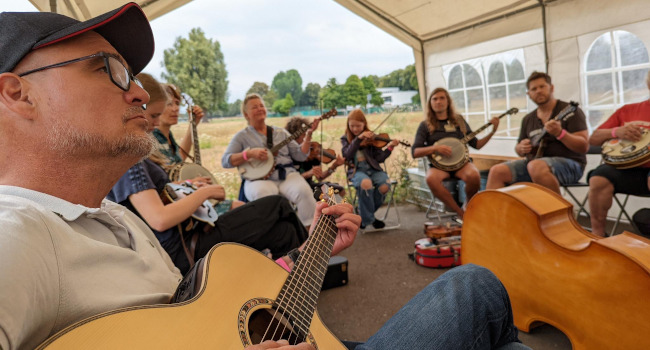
[260,197,338,345]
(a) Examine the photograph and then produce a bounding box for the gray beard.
[46,117,156,160]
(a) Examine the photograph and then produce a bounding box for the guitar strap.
[178,223,199,268]
[266,125,274,150]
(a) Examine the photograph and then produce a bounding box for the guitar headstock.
[506,107,519,115]
[316,184,345,206]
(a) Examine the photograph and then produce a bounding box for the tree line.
[161,28,419,117]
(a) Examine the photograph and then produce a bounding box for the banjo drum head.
[435,137,468,167]
[177,163,218,184]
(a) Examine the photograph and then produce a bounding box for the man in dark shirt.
[486,72,589,194]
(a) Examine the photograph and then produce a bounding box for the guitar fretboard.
[273,197,338,340]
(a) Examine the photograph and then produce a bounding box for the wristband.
[275,257,291,272]
[611,127,618,139]
[556,129,567,140]
[242,150,249,161]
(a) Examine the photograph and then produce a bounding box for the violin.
[360,133,412,148]
[308,142,337,164]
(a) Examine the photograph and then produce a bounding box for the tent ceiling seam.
[353,0,422,46]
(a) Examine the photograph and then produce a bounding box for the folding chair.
[345,164,400,232]
[560,145,603,224]
[610,193,650,236]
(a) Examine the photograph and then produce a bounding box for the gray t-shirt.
[0,186,182,350]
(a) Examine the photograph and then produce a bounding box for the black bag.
[633,208,650,237]
[322,256,348,291]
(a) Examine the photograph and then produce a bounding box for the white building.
[376,87,417,107]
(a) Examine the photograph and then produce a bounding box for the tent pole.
[539,0,549,72]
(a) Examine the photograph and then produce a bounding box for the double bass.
[462,183,650,349]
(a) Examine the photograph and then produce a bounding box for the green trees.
[319,75,383,108]
[272,93,295,116]
[378,64,418,91]
[162,28,228,116]
[247,81,278,108]
[271,69,303,106]
[300,83,321,107]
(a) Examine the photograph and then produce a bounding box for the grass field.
[170,111,427,201]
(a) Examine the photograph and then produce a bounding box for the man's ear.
[0,73,36,120]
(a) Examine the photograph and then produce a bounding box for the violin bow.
[371,106,399,133]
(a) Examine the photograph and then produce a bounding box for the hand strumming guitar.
[544,120,562,138]
[245,340,315,349]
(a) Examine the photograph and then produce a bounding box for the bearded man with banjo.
[486,72,589,195]
[412,87,500,219]
[221,93,319,227]
[587,70,650,237]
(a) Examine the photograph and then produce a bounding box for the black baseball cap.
[0,2,154,74]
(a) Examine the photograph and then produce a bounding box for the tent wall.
[418,0,650,223]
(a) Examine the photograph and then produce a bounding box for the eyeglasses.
[18,52,142,92]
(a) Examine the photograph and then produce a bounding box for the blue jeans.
[506,157,583,185]
[354,264,526,350]
[351,162,390,226]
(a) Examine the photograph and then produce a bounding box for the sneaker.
[372,219,386,229]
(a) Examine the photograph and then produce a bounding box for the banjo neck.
[190,109,201,166]
[460,107,518,144]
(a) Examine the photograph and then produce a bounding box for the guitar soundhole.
[239,298,318,348]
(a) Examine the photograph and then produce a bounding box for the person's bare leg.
[589,176,615,237]
[426,168,463,218]
[486,163,513,190]
[528,160,561,194]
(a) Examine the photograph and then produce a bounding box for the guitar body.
[38,244,345,349]
[601,127,650,168]
[238,148,275,181]
[428,137,469,171]
[462,183,650,350]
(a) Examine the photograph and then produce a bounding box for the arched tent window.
[583,30,650,131]
[485,57,527,137]
[447,63,485,131]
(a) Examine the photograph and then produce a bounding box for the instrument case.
[321,256,348,290]
[410,237,462,268]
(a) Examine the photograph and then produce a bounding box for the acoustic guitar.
[238,108,337,181]
[601,126,650,168]
[37,185,346,349]
[462,183,650,349]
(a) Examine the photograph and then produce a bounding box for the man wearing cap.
[0,4,524,350]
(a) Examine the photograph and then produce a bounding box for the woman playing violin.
[285,117,346,195]
[412,88,499,219]
[341,109,400,230]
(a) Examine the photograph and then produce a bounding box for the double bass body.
[462,183,650,350]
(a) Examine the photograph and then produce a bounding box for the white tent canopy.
[27,0,192,21]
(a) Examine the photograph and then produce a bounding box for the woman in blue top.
[341,109,399,229]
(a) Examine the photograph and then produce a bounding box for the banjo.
[168,95,218,186]
[238,108,337,181]
[601,126,650,169]
[429,108,518,171]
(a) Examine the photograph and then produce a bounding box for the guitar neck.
[274,202,337,338]
[190,110,201,165]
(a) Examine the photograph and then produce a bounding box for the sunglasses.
[18,52,142,92]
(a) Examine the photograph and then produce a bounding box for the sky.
[5,0,415,102]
